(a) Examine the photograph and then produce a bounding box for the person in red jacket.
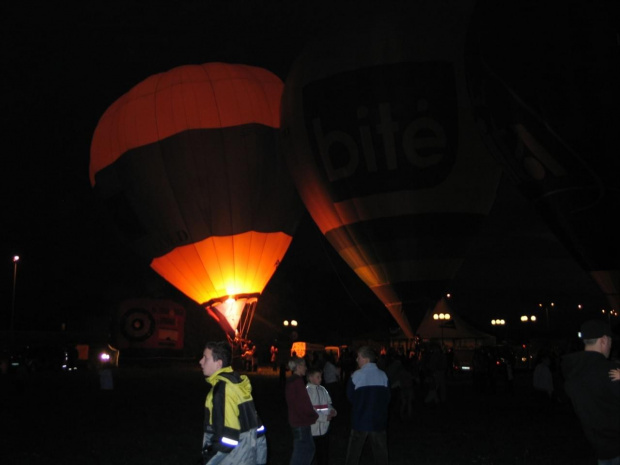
[285,356,319,465]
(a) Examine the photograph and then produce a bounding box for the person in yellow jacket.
[199,341,267,465]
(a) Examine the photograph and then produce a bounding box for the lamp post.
[601,309,619,324]
[433,312,451,348]
[11,255,19,331]
[491,318,506,343]
[282,319,298,358]
[538,302,554,329]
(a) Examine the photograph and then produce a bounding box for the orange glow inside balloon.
[150,231,292,305]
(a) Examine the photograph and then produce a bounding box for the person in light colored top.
[306,368,337,465]
[345,346,390,465]
[533,355,554,397]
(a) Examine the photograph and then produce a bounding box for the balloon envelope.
[281,2,501,337]
[466,0,620,310]
[90,63,302,337]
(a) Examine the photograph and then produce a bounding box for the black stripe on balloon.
[324,212,485,263]
[93,125,302,259]
[373,281,450,306]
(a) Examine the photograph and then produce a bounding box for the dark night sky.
[0,1,612,345]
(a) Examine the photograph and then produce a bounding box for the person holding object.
[199,341,267,465]
[286,356,319,465]
[306,367,337,465]
[561,320,620,465]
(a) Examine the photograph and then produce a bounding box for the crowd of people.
[197,318,619,465]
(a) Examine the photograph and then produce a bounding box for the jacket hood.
[206,366,252,396]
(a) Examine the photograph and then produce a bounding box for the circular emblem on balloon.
[120,308,156,342]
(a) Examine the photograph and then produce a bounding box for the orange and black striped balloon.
[281,3,501,337]
[90,63,302,336]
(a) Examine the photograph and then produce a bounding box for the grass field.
[1,361,594,465]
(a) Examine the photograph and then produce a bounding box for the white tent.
[415,298,496,349]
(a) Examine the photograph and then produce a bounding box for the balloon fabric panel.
[150,232,292,305]
[90,63,282,186]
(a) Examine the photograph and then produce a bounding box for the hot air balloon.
[466,0,620,312]
[281,2,501,338]
[90,63,302,341]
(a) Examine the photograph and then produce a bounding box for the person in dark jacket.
[345,346,390,465]
[199,341,266,465]
[286,356,319,465]
[561,320,620,465]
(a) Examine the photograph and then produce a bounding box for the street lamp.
[11,255,20,331]
[538,302,554,329]
[283,319,299,343]
[433,312,451,348]
[601,309,619,324]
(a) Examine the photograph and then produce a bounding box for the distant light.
[291,320,298,327]
[461,366,471,371]
[13,255,20,262]
[521,315,528,322]
[99,352,111,362]
[530,315,537,321]
[283,320,289,326]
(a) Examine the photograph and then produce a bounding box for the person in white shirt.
[532,354,554,413]
[306,367,337,465]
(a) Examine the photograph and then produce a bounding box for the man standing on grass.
[345,346,390,465]
[199,341,267,465]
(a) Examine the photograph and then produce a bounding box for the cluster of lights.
[283,319,298,327]
[521,315,537,322]
[491,319,505,325]
[433,313,451,320]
